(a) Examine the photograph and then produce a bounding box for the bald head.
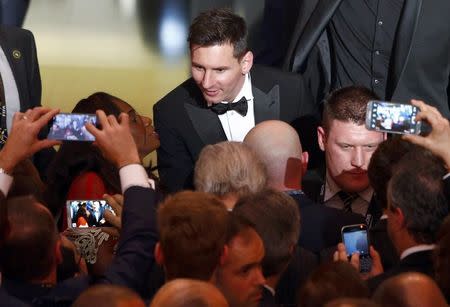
[150,278,229,307]
[373,272,447,307]
[73,285,145,307]
[244,120,307,190]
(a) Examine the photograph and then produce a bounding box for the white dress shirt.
[218,73,255,141]
[0,45,20,132]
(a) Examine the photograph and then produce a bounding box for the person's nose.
[253,267,266,286]
[201,70,214,89]
[351,147,364,168]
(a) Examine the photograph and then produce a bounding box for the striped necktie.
[337,191,358,213]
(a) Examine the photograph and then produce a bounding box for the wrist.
[0,150,17,174]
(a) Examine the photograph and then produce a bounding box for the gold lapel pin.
[12,49,21,60]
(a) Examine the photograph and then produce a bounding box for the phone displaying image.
[66,200,116,228]
[365,100,421,134]
[341,224,372,273]
[48,113,97,141]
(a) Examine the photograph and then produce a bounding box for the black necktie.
[210,96,248,116]
[337,191,358,213]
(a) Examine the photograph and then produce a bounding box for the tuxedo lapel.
[184,101,226,146]
[284,0,342,71]
[253,84,280,123]
[0,28,27,110]
[386,0,423,100]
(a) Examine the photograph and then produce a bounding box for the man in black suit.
[302,86,385,227]
[154,8,316,193]
[282,0,450,118]
[0,109,158,305]
[366,148,449,292]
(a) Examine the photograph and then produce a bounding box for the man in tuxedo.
[282,0,450,118]
[366,148,449,292]
[154,8,316,193]
[302,86,385,226]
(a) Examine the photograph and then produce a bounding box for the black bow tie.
[210,96,248,116]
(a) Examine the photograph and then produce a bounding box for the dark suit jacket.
[282,0,450,118]
[260,286,278,307]
[367,250,435,293]
[290,192,366,253]
[369,218,399,272]
[2,186,158,306]
[154,64,317,192]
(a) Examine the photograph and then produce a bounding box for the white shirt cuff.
[119,164,150,193]
[0,172,13,196]
[443,173,450,180]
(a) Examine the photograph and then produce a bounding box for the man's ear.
[301,151,309,176]
[317,126,326,151]
[390,206,405,231]
[155,242,164,266]
[219,245,229,266]
[240,51,253,74]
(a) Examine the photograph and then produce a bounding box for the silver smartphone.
[341,224,372,273]
[365,100,421,134]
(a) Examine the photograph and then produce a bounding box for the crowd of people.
[0,5,449,307]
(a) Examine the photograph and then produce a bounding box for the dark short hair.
[368,138,420,209]
[234,189,300,277]
[157,191,229,281]
[188,8,248,58]
[298,261,369,307]
[388,149,448,244]
[1,196,59,281]
[322,86,379,131]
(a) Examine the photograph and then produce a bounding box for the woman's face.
[112,98,160,158]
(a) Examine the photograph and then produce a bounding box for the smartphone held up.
[48,113,97,141]
[366,100,421,135]
[341,224,372,273]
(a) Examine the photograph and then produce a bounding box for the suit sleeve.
[100,186,158,296]
[153,103,195,193]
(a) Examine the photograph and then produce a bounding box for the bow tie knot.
[210,96,248,116]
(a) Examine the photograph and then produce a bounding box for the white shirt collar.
[263,284,276,296]
[400,244,435,260]
[324,171,373,202]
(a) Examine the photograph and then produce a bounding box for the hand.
[86,111,140,169]
[403,100,450,171]
[0,107,60,173]
[333,243,384,279]
[103,193,123,230]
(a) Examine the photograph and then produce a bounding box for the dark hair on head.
[298,261,369,307]
[322,86,379,131]
[157,191,230,281]
[388,148,448,244]
[188,8,248,58]
[1,196,59,281]
[368,138,420,210]
[233,189,300,277]
[45,92,125,219]
[226,210,256,244]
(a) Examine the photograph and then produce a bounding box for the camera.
[341,224,372,273]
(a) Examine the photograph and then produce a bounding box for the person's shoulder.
[251,64,305,83]
[0,25,33,40]
[154,78,198,110]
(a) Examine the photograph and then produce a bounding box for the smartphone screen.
[366,101,420,134]
[341,224,372,272]
[48,113,97,141]
[67,200,116,228]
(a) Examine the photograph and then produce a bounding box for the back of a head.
[72,284,145,307]
[298,261,369,307]
[322,86,378,131]
[233,188,300,277]
[150,278,229,307]
[325,298,380,307]
[244,120,304,189]
[368,138,419,209]
[388,148,448,244]
[188,8,248,58]
[1,196,58,281]
[373,272,448,307]
[194,141,267,198]
[157,191,229,280]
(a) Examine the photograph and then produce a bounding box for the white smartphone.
[66,199,116,228]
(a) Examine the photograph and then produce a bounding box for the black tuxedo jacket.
[282,0,450,118]
[289,192,365,253]
[2,186,158,306]
[367,250,435,293]
[154,64,316,192]
[369,218,399,272]
[0,25,41,112]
